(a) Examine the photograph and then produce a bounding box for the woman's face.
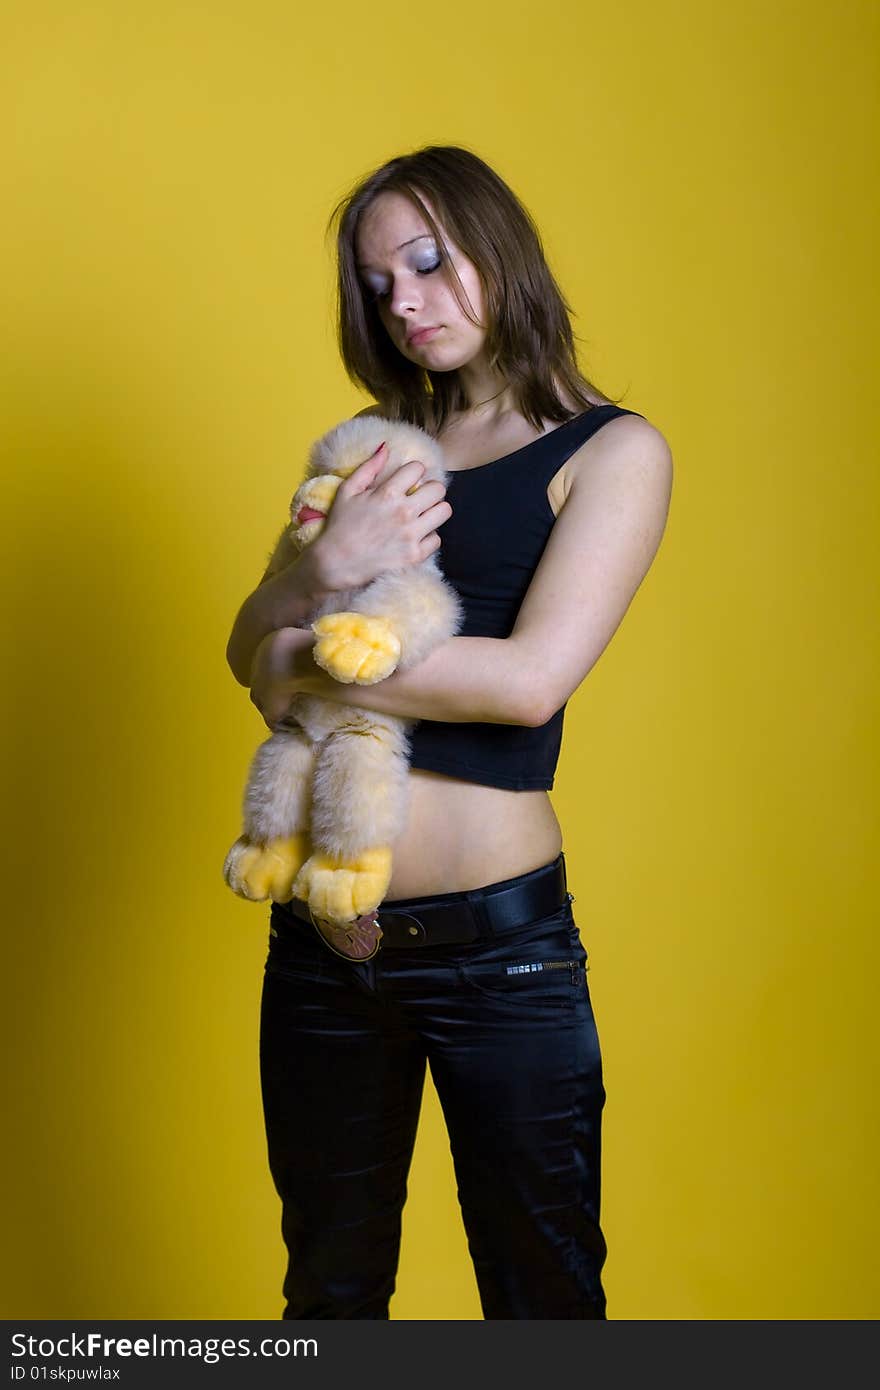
[355,191,489,373]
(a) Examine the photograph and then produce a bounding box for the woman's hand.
[309,442,452,593]
[226,437,452,687]
[248,627,317,730]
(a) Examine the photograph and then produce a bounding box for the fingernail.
[371,441,387,456]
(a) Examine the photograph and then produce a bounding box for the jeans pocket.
[456,903,588,1010]
[458,957,586,1010]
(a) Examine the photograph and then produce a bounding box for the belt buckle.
[309,907,383,962]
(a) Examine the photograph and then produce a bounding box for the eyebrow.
[357,234,434,272]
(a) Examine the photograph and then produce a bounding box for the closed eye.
[370,259,442,302]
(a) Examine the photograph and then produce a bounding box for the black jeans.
[259,855,607,1319]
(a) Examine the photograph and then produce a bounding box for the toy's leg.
[224,728,315,903]
[292,722,409,927]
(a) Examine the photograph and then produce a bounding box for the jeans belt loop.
[465,888,493,941]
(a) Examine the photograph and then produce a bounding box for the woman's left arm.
[251,417,673,730]
[507,414,674,725]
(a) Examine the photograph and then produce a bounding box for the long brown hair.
[327,144,624,434]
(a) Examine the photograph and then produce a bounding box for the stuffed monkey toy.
[223,415,463,960]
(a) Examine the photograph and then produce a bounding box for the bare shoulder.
[552,412,673,544]
[567,412,674,494]
[574,411,672,464]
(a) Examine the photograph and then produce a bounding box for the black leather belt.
[274,853,571,950]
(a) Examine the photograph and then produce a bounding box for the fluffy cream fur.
[223,416,464,927]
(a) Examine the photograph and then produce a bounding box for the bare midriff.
[385,768,563,899]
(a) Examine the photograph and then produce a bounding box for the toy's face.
[288,473,343,549]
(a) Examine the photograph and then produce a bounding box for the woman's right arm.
[226,439,450,687]
[225,534,330,687]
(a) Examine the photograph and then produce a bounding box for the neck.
[455,355,516,419]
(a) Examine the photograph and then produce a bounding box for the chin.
[414,328,483,366]
[408,343,476,373]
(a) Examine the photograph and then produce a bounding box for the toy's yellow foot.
[223,833,311,903]
[291,846,393,924]
[311,612,401,685]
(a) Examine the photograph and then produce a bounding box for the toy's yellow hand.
[311,612,400,684]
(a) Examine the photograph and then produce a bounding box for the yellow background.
[2,0,877,1320]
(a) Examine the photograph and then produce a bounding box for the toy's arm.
[261,415,673,727]
[308,567,465,686]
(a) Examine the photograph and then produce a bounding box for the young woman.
[226,146,673,1320]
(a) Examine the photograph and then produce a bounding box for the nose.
[387,274,422,320]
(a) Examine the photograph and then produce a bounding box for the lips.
[296,506,326,524]
[407,325,441,346]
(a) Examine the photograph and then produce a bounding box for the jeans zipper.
[542,960,583,987]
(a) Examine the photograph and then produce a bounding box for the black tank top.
[408,403,644,790]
